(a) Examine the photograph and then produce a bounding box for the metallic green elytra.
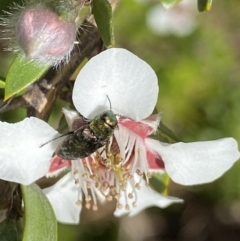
[55,110,118,160]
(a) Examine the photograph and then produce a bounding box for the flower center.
[71,124,151,211]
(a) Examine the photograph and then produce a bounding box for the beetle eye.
[100,112,107,119]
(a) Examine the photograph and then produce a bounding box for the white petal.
[114,174,182,217]
[146,138,240,185]
[73,48,158,121]
[0,117,58,185]
[43,173,81,224]
[62,108,80,129]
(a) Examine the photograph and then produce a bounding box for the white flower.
[0,48,239,224]
[146,0,197,37]
[42,48,240,223]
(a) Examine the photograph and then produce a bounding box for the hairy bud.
[1,2,78,67]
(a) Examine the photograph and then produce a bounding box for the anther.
[117,203,123,209]
[146,172,151,178]
[103,181,109,188]
[125,204,130,211]
[110,186,116,195]
[114,193,120,199]
[123,173,132,180]
[101,181,109,192]
[135,183,141,190]
[106,195,113,201]
[92,205,98,211]
[128,193,133,199]
[85,202,91,209]
[82,173,88,178]
[136,169,143,176]
[95,182,101,188]
[73,170,78,175]
[90,173,98,180]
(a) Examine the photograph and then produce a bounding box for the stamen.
[85,195,91,202]
[92,204,98,211]
[87,181,91,188]
[106,195,113,201]
[82,173,88,178]
[73,169,78,175]
[128,193,133,199]
[146,172,151,178]
[95,182,100,188]
[69,120,154,214]
[120,181,127,191]
[114,193,120,199]
[117,203,123,209]
[110,185,116,195]
[85,202,91,209]
[135,183,141,190]
[90,173,98,180]
[78,160,89,197]
[101,181,109,192]
[90,185,98,208]
[85,157,93,175]
[136,169,143,176]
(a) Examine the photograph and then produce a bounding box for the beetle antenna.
[40,131,74,148]
[106,95,112,110]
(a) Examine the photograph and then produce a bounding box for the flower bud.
[1,2,77,67]
[16,4,77,66]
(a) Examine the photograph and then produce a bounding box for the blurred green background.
[1,0,240,240]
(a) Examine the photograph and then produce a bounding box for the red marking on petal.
[147,150,165,170]
[119,119,153,138]
[48,155,71,173]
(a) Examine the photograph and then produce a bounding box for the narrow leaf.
[21,183,57,241]
[0,79,5,89]
[198,0,212,12]
[4,56,50,100]
[92,0,115,47]
[157,122,182,143]
[150,172,170,195]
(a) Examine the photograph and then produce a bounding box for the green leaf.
[150,172,170,195]
[0,219,19,241]
[92,0,115,48]
[0,79,5,89]
[4,56,50,100]
[159,0,182,9]
[157,122,182,143]
[198,0,212,12]
[21,183,57,241]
